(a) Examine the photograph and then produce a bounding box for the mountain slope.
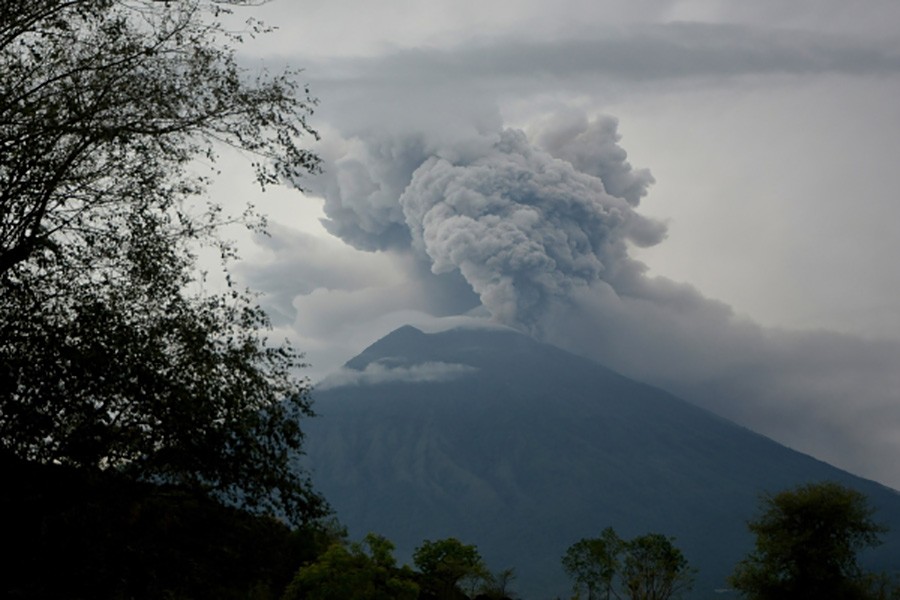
[304,325,900,599]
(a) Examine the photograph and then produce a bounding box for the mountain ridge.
[305,325,900,599]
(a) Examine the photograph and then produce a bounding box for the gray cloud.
[236,233,487,381]
[240,0,900,61]
[308,134,422,251]
[538,278,900,487]
[317,359,479,391]
[531,111,656,207]
[400,128,665,328]
[309,109,664,330]
[232,224,406,325]
[305,22,900,97]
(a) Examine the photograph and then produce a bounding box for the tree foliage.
[476,567,518,600]
[283,533,420,600]
[414,537,488,599]
[563,527,694,600]
[729,481,887,600]
[563,527,624,600]
[620,533,694,600]
[0,0,323,524]
[0,0,318,277]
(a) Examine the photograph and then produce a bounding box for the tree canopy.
[283,533,420,600]
[0,0,318,278]
[0,0,324,524]
[729,481,887,600]
[414,537,488,599]
[563,527,694,600]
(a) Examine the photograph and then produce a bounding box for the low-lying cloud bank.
[318,360,479,391]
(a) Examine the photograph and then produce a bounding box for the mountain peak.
[344,324,528,371]
[308,324,900,598]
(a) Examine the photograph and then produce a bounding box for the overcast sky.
[210,1,900,490]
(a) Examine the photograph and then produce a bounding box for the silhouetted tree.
[476,567,518,600]
[283,533,419,600]
[0,0,322,524]
[730,481,887,600]
[563,528,624,600]
[621,533,694,600]
[563,527,694,600]
[414,537,487,599]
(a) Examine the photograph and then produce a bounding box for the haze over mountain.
[304,325,900,599]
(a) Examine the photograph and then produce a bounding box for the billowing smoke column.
[532,111,655,207]
[399,129,664,328]
[312,112,664,332]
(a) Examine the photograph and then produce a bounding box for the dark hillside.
[2,453,317,599]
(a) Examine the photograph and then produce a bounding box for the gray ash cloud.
[310,111,662,331]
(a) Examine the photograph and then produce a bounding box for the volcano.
[303,325,900,599]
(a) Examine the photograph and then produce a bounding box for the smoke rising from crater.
[310,112,663,331]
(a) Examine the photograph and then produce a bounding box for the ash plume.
[310,110,663,331]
